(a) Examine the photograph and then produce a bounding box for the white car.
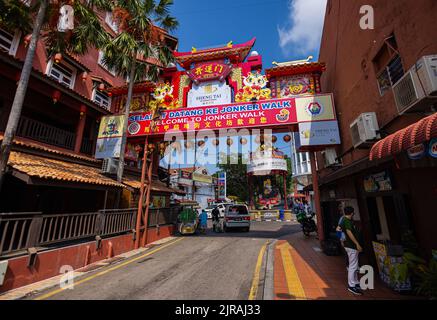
[205,203,227,219]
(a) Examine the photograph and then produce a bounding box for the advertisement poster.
[364,171,393,192]
[95,115,125,159]
[217,172,226,200]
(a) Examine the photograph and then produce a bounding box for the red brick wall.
[318,0,437,173]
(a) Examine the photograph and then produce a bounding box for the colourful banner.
[127,94,336,137]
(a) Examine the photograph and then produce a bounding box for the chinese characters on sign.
[127,94,338,138]
[187,62,232,83]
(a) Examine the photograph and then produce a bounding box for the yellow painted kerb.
[248,241,268,300]
[34,237,184,300]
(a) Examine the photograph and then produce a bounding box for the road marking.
[248,241,268,300]
[278,242,306,300]
[34,237,185,300]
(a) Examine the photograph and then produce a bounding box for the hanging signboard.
[192,167,213,184]
[296,120,341,147]
[187,80,232,107]
[127,94,336,137]
[95,115,125,159]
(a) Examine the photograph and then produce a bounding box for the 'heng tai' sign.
[127,94,337,137]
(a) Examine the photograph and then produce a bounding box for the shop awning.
[369,113,437,161]
[7,151,124,188]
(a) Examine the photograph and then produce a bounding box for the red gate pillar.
[310,151,324,241]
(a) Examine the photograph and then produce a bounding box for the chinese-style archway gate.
[109,38,341,247]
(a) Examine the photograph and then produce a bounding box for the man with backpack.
[339,206,363,295]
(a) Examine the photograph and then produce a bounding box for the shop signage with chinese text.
[128,94,337,137]
[187,61,232,83]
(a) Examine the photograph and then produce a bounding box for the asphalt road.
[29,221,300,300]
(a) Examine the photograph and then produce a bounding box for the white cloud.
[277,0,327,57]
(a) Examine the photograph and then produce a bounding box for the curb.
[262,240,276,300]
[0,236,179,300]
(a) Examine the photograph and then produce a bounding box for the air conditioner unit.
[101,158,119,174]
[350,112,380,148]
[322,148,341,167]
[392,55,437,114]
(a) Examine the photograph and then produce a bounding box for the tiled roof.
[123,176,186,194]
[8,151,124,188]
[107,81,155,96]
[174,38,256,68]
[265,62,326,78]
[0,133,99,164]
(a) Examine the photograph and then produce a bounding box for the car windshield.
[227,206,248,215]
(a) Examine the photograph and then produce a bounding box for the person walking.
[340,206,363,295]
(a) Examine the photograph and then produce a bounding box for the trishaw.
[177,200,201,235]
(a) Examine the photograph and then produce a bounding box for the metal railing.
[16,116,76,150]
[80,137,94,155]
[0,207,179,257]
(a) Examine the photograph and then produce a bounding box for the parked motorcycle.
[296,210,318,237]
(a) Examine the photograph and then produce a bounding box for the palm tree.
[101,0,178,185]
[101,0,177,248]
[0,0,112,190]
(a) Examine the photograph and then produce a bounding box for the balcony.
[15,116,94,155]
[17,116,75,150]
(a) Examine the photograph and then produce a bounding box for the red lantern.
[98,83,105,91]
[54,53,63,64]
[81,72,88,81]
[52,90,61,103]
[283,135,291,143]
[79,104,87,117]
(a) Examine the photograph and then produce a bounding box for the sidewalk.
[273,233,413,300]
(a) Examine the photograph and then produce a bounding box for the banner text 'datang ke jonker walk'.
[127,94,336,136]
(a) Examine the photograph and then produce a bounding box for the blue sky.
[164,0,328,172]
[169,0,327,68]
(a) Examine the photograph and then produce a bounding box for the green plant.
[416,260,437,299]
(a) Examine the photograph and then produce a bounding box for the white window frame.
[98,50,116,76]
[92,87,112,110]
[46,59,77,89]
[0,28,21,56]
[105,12,119,33]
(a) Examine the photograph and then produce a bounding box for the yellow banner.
[98,115,125,139]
